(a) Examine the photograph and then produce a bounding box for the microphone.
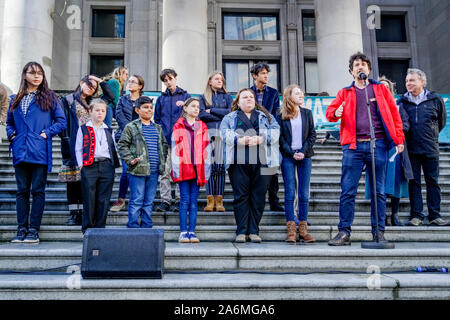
[414,267,448,273]
[358,72,368,80]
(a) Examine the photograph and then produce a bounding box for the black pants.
[81,160,115,232]
[408,153,441,220]
[267,173,280,204]
[14,162,48,231]
[67,181,83,208]
[228,164,271,236]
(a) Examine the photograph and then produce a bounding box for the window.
[304,60,319,95]
[92,9,125,38]
[223,14,278,40]
[90,55,124,77]
[375,14,407,42]
[378,59,410,94]
[223,60,280,93]
[302,12,316,41]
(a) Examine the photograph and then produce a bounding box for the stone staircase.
[0,134,450,300]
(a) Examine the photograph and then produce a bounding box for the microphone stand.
[361,78,395,249]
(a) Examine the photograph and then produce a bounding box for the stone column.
[1,0,55,92]
[315,0,363,95]
[162,0,208,94]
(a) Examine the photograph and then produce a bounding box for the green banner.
[143,92,450,142]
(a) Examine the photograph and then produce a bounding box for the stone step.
[3,160,450,172]
[0,241,449,273]
[0,270,449,300]
[2,187,450,201]
[3,195,450,211]
[0,176,448,191]
[1,225,450,242]
[2,210,443,226]
[2,196,448,212]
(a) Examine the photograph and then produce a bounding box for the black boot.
[390,197,403,226]
[67,210,78,225]
[391,212,404,226]
[75,209,83,225]
[385,215,391,226]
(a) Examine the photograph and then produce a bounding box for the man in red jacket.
[326,52,405,246]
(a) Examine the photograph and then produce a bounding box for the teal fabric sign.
[142,91,450,142]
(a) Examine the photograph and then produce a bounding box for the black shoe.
[270,201,284,212]
[11,227,27,243]
[372,231,387,242]
[328,231,351,246]
[23,228,39,244]
[172,202,180,212]
[390,213,404,226]
[156,202,171,212]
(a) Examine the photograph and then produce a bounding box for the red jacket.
[170,117,211,186]
[326,80,405,149]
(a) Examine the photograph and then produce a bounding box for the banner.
[143,92,450,142]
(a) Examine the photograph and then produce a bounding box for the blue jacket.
[154,86,191,143]
[199,89,233,130]
[219,109,281,170]
[114,94,138,142]
[6,93,66,172]
[251,84,280,118]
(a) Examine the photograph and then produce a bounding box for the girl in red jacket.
[171,98,211,243]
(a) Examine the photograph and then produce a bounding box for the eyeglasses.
[128,80,139,84]
[26,71,43,77]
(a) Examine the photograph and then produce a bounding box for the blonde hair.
[280,85,303,120]
[104,66,128,92]
[203,71,227,106]
[379,76,396,95]
[88,98,108,112]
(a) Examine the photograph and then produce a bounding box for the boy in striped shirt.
[117,96,168,228]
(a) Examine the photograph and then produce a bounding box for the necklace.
[93,125,105,147]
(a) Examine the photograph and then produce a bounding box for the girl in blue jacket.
[6,61,66,244]
[110,75,145,213]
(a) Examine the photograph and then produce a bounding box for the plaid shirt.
[255,87,265,106]
[20,91,36,116]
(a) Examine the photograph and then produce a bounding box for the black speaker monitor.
[81,228,165,279]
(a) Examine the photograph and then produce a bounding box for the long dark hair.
[74,75,99,107]
[10,62,56,112]
[231,88,272,124]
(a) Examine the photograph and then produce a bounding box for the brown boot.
[298,221,315,243]
[285,221,296,244]
[204,195,215,212]
[215,195,225,212]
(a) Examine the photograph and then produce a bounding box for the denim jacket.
[219,109,281,170]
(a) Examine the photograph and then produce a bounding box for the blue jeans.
[105,104,113,128]
[118,159,129,199]
[179,179,200,232]
[15,162,48,231]
[338,140,387,235]
[127,173,159,228]
[281,156,312,222]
